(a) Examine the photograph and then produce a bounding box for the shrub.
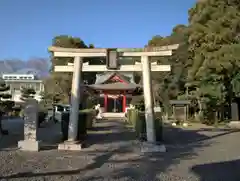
[19,109,24,118]
[61,109,96,141]
[80,109,97,130]
[135,111,147,141]
[12,106,21,117]
[127,109,146,140]
[131,95,145,111]
[127,109,162,142]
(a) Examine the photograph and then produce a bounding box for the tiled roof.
[87,82,141,90]
[95,72,135,84]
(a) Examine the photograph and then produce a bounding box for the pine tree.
[0,79,14,135]
[20,87,36,101]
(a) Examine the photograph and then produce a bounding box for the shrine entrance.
[106,95,123,113]
[87,72,140,113]
[49,44,179,147]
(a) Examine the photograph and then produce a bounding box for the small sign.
[106,49,118,69]
[154,106,161,112]
[173,106,187,121]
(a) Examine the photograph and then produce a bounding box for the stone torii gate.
[49,44,179,150]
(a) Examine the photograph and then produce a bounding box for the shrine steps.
[101,112,126,118]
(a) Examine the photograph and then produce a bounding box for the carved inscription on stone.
[24,99,38,141]
[106,49,118,69]
[173,106,187,121]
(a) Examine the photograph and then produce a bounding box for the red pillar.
[104,93,108,112]
[123,92,126,112]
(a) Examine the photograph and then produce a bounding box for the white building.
[2,73,44,102]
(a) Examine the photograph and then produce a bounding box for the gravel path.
[0,118,240,181]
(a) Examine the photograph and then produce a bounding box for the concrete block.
[140,142,166,153]
[228,121,240,129]
[18,140,40,151]
[58,141,83,151]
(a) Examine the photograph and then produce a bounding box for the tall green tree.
[0,79,14,135]
[187,0,240,120]
[47,35,102,104]
[48,35,88,103]
[147,24,189,113]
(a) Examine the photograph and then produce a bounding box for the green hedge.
[126,109,162,142]
[61,109,96,141]
[80,109,97,129]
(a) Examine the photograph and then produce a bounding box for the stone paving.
[0,118,240,180]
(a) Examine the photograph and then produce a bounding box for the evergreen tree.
[20,87,36,101]
[0,79,14,135]
[187,0,240,121]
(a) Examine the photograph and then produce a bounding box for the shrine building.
[87,72,141,113]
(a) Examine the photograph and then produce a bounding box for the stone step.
[101,112,126,118]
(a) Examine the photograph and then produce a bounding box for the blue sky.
[0,0,196,60]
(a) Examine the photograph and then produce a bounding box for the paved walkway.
[85,119,137,151]
[0,118,240,180]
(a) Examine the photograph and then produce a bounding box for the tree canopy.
[186,0,240,119]
[44,35,103,105]
[147,24,189,109]
[144,0,240,120]
[47,35,90,103]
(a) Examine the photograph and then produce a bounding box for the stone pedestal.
[58,141,83,151]
[231,103,239,121]
[18,99,40,151]
[18,140,40,151]
[228,121,240,129]
[140,142,166,153]
[229,103,240,129]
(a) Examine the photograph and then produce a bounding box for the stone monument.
[228,102,240,129]
[231,103,239,121]
[18,99,40,151]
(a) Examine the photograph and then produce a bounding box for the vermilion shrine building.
[88,72,141,113]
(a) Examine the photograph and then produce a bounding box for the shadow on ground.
[86,119,136,147]
[0,118,239,180]
[0,145,135,180]
[191,159,240,181]
[163,125,239,146]
[0,118,62,151]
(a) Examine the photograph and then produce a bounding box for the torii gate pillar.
[68,56,82,141]
[141,55,155,142]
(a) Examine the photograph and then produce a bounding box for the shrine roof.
[87,82,141,91]
[95,72,135,84]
